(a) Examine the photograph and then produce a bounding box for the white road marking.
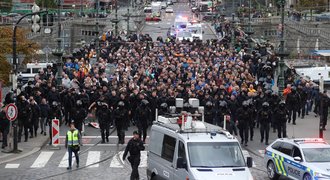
[5,164,20,168]
[154,22,159,25]
[242,150,256,167]
[139,151,148,168]
[86,151,101,168]
[31,151,54,168]
[110,151,124,168]
[166,22,171,24]
[58,152,75,167]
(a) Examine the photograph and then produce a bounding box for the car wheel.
[303,173,312,180]
[267,161,280,180]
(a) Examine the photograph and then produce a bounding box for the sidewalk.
[0,132,49,165]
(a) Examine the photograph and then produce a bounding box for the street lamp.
[276,0,289,97]
[52,0,63,87]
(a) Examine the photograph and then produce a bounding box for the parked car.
[145,16,161,21]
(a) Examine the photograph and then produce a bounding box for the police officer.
[17,95,32,142]
[73,100,87,133]
[286,86,301,125]
[274,101,289,138]
[29,97,40,138]
[96,102,111,143]
[114,101,128,144]
[123,131,145,180]
[0,104,9,149]
[204,101,214,124]
[320,91,330,130]
[136,100,151,143]
[48,101,62,144]
[257,102,272,145]
[65,123,82,170]
[219,101,231,129]
[158,103,168,115]
[236,101,252,146]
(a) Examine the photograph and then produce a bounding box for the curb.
[0,137,49,165]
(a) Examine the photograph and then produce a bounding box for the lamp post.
[53,0,63,87]
[276,0,289,97]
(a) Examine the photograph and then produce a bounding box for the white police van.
[264,138,330,180]
[147,99,254,180]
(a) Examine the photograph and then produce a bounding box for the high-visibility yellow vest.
[67,130,79,146]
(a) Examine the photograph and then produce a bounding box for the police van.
[147,99,254,180]
[21,63,53,82]
[264,138,330,180]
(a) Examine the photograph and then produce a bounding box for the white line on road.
[5,164,20,168]
[31,151,54,168]
[110,151,124,168]
[58,152,75,167]
[86,151,101,168]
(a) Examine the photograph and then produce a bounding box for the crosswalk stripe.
[86,151,100,168]
[5,164,20,168]
[58,152,75,167]
[31,151,54,168]
[110,151,124,168]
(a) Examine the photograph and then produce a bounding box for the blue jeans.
[68,146,79,168]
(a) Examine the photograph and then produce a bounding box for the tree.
[0,27,39,85]
[297,0,327,12]
[35,0,58,9]
[0,0,12,13]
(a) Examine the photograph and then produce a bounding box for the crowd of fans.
[0,21,328,149]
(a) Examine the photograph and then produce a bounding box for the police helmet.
[141,99,149,106]
[262,102,270,107]
[118,101,125,107]
[242,101,249,107]
[52,101,58,107]
[279,101,286,107]
[160,103,168,109]
[291,86,297,91]
[76,100,83,106]
[206,101,213,107]
[219,101,227,107]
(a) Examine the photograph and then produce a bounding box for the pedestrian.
[123,131,145,180]
[0,103,9,149]
[65,123,82,170]
[39,98,50,136]
[257,102,272,145]
[73,100,88,133]
[48,101,62,144]
[286,86,300,125]
[320,91,330,130]
[136,100,152,143]
[274,101,288,138]
[29,96,40,138]
[236,101,252,146]
[17,95,32,142]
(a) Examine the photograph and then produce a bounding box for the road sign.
[6,103,18,121]
[52,119,60,146]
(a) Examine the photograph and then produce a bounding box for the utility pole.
[53,0,63,87]
[276,0,288,96]
[96,0,100,61]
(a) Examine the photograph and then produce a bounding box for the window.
[271,142,282,151]
[32,68,40,74]
[161,135,176,162]
[149,130,163,156]
[280,143,293,156]
[178,141,187,161]
[292,146,302,159]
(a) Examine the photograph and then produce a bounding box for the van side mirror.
[177,157,187,169]
[246,157,253,168]
[293,156,302,162]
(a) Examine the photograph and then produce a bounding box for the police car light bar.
[294,138,327,144]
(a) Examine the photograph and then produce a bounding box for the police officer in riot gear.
[73,100,87,133]
[286,86,301,125]
[204,101,214,124]
[159,103,168,115]
[114,101,128,144]
[274,101,289,138]
[257,102,272,145]
[96,102,111,143]
[48,101,62,144]
[123,131,145,180]
[219,101,231,131]
[136,100,151,143]
[236,101,252,146]
[17,95,32,142]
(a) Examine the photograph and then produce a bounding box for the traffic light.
[31,3,41,33]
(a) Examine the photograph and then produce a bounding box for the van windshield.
[188,142,245,168]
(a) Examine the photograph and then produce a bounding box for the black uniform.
[73,102,87,133]
[274,103,289,138]
[286,88,301,125]
[257,104,272,145]
[135,101,151,142]
[0,109,9,148]
[48,102,62,144]
[17,99,32,142]
[123,137,145,180]
[114,102,128,144]
[204,102,215,124]
[96,104,111,143]
[236,102,252,146]
[30,102,41,138]
[320,93,330,130]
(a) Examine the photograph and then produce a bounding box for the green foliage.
[297,0,327,12]
[0,0,12,13]
[35,0,58,9]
